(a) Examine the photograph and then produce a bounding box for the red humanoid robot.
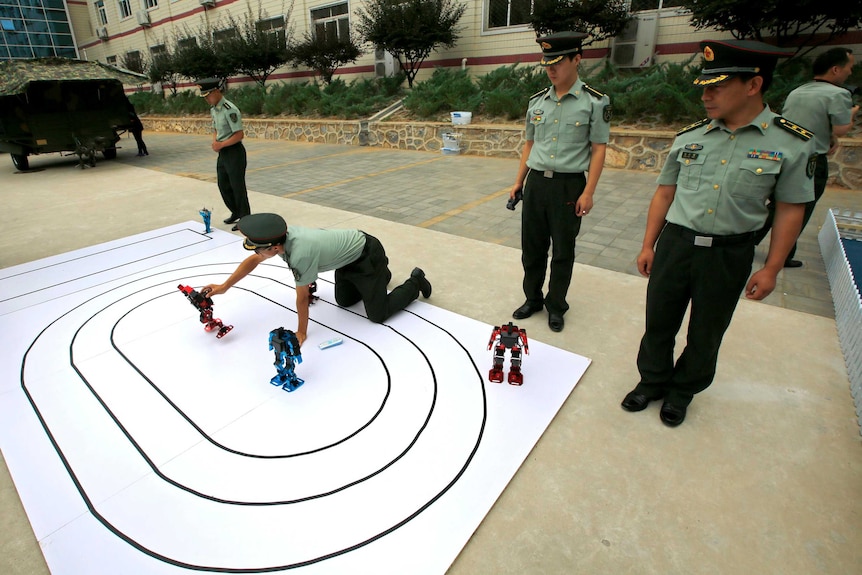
[178,284,233,338]
[487,321,529,385]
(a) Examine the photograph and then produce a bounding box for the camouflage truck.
[0,58,146,170]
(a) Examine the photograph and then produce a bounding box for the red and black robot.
[487,321,529,385]
[178,284,233,338]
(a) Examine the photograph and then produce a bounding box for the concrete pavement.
[1,136,861,575]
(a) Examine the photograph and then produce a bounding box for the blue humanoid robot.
[199,207,212,233]
[269,327,304,392]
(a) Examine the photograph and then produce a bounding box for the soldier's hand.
[745,269,777,300]
[295,331,307,347]
[636,248,654,277]
[203,283,226,297]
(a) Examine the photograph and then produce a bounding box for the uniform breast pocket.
[729,159,780,200]
[563,112,591,142]
[676,150,706,190]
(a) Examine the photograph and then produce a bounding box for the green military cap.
[238,213,287,250]
[197,77,222,97]
[694,40,793,86]
[537,31,588,66]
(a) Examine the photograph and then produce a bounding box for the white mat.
[0,222,590,574]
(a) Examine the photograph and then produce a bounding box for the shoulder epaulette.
[583,83,606,99]
[223,101,232,109]
[676,118,709,136]
[774,117,813,140]
[529,87,551,100]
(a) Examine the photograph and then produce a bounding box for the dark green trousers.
[520,169,586,316]
[216,142,250,219]
[636,224,755,406]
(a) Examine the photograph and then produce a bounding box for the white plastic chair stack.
[819,208,862,434]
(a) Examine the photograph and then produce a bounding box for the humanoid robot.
[199,207,212,233]
[269,327,304,392]
[487,321,529,385]
[178,284,233,338]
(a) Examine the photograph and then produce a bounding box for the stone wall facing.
[145,117,862,190]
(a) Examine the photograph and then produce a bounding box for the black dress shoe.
[224,215,240,225]
[512,302,542,320]
[410,267,432,298]
[548,313,564,332]
[231,224,240,231]
[784,259,803,268]
[621,390,657,412]
[659,401,687,427]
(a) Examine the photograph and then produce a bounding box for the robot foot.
[282,378,305,392]
[488,368,504,383]
[507,370,524,386]
[216,324,234,339]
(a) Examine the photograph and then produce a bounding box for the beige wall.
[74,1,862,89]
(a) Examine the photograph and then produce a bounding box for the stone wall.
[145,117,862,189]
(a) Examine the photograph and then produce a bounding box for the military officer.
[198,78,251,231]
[755,47,859,267]
[509,31,611,333]
[201,213,432,347]
[620,40,816,427]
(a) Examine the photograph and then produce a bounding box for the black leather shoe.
[548,313,564,332]
[621,390,659,412]
[231,224,240,231]
[784,259,803,268]
[410,268,432,298]
[659,401,687,427]
[224,215,240,225]
[512,302,542,320]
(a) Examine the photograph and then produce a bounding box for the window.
[106,55,117,66]
[256,15,286,44]
[117,0,131,19]
[1,19,16,31]
[177,36,197,50]
[311,2,348,42]
[149,43,166,56]
[144,0,158,9]
[212,27,237,44]
[123,50,143,73]
[487,0,532,29]
[95,0,107,25]
[629,0,685,11]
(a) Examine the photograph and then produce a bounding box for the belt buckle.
[543,170,553,178]
[694,235,713,247]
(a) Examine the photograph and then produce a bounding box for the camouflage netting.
[0,58,146,97]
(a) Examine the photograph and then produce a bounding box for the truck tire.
[11,153,29,171]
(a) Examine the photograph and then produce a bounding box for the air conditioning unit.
[96,26,109,40]
[135,10,151,27]
[611,14,658,68]
[374,47,395,78]
[199,0,215,6]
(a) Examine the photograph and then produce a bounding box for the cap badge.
[703,46,714,61]
[541,41,552,49]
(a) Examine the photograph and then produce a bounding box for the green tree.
[354,0,467,88]
[221,5,294,88]
[170,24,236,83]
[679,0,862,57]
[291,32,364,84]
[530,0,632,44]
[146,50,182,96]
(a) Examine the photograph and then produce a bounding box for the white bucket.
[451,111,472,125]
[441,132,460,154]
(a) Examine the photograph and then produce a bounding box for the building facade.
[0,0,79,59]
[7,0,862,89]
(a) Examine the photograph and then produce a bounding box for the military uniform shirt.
[782,80,853,155]
[525,78,610,173]
[210,97,243,142]
[279,226,366,286]
[658,106,814,235]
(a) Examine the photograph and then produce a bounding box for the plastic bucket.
[451,111,472,125]
[441,132,460,154]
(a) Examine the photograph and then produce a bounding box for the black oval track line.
[107,281,395,459]
[0,228,213,305]
[20,263,487,571]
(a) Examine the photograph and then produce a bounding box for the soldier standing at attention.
[198,78,251,231]
[621,40,816,427]
[509,31,610,333]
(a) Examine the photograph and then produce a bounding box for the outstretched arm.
[203,253,265,296]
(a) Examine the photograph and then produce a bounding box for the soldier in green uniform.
[198,78,251,231]
[201,213,432,347]
[620,40,816,427]
[754,47,859,267]
[509,31,610,333]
